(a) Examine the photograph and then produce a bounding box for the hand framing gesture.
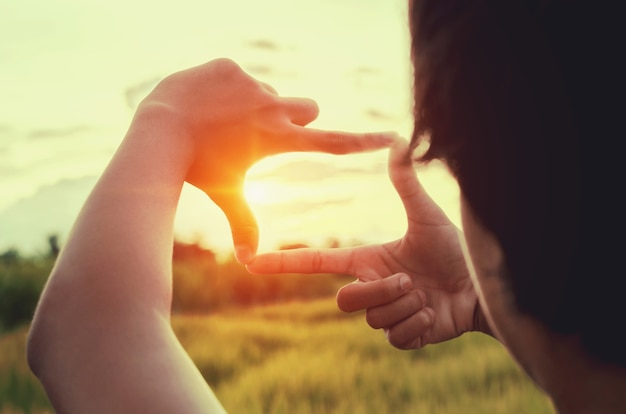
[249,139,484,349]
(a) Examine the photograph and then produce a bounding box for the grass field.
[0,297,555,413]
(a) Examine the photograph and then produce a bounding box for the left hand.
[248,139,481,349]
[135,58,398,263]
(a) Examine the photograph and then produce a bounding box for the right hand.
[135,58,398,264]
[248,139,486,349]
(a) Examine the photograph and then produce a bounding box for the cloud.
[1,125,108,179]
[244,64,276,76]
[254,196,353,217]
[0,175,98,254]
[27,125,94,140]
[247,39,280,51]
[347,65,385,89]
[0,123,114,191]
[364,108,396,121]
[351,65,381,76]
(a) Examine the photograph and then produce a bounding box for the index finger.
[247,247,357,276]
[276,127,399,156]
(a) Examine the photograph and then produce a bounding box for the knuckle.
[212,57,241,74]
[407,290,425,310]
[346,249,357,275]
[311,250,323,272]
[419,308,434,327]
[365,310,384,329]
[322,133,348,154]
[383,278,400,301]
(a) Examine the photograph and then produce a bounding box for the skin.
[26,58,396,414]
[461,203,626,414]
[249,139,491,349]
[26,57,626,413]
[251,141,626,413]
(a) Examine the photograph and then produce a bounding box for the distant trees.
[171,240,353,313]
[47,235,60,259]
[0,247,53,333]
[0,237,354,333]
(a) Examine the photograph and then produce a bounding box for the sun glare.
[244,180,270,205]
[244,178,292,207]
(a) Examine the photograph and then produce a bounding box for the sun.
[243,158,294,206]
[243,180,269,205]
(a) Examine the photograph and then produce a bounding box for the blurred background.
[1,0,463,258]
[0,0,553,412]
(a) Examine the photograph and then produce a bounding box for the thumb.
[387,138,430,222]
[388,138,423,200]
[210,187,259,264]
[388,138,451,228]
[279,96,320,127]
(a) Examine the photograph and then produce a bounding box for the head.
[408,0,626,383]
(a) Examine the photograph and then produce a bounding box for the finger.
[336,273,412,313]
[365,289,427,328]
[384,307,435,350]
[388,138,425,206]
[279,96,320,126]
[259,81,278,95]
[210,188,259,264]
[387,138,447,226]
[247,247,358,275]
[276,128,399,155]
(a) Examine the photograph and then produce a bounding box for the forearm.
[26,107,226,413]
[25,58,389,413]
[37,105,191,319]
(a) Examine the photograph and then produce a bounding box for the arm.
[26,58,396,413]
[28,108,226,413]
[249,139,493,350]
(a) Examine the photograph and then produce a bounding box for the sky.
[0,0,460,258]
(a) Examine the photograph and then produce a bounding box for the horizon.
[0,0,460,257]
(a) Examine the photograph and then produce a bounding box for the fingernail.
[399,274,411,291]
[235,246,252,264]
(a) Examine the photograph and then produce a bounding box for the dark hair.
[408,0,625,366]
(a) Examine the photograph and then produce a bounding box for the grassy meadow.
[1,297,555,414]
[0,241,555,412]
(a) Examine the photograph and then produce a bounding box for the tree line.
[0,236,354,333]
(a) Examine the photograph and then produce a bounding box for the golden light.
[243,176,291,207]
[243,157,295,207]
[243,179,270,205]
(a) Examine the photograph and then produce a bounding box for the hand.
[248,139,484,349]
[135,58,397,263]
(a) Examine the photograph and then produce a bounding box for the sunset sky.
[0,0,460,257]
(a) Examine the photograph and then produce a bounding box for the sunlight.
[243,179,285,206]
[243,179,274,206]
[243,156,300,207]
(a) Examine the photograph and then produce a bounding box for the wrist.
[126,101,196,180]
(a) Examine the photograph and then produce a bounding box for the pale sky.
[0,0,460,257]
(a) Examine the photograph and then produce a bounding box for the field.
[0,297,554,413]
